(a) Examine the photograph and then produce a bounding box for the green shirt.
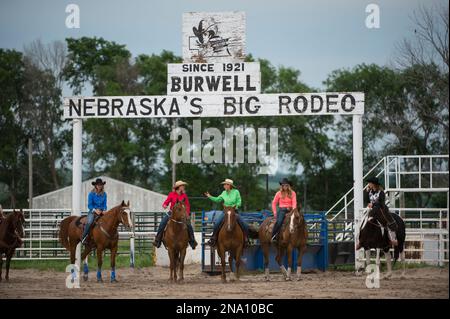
[208,189,242,208]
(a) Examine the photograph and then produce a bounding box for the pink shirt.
[162,191,191,216]
[272,191,297,217]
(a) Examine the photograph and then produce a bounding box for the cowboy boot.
[154,231,163,248]
[207,231,218,247]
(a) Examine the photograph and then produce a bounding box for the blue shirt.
[88,191,107,211]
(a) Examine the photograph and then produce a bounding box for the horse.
[0,209,25,282]
[259,207,307,281]
[356,204,406,279]
[58,200,133,282]
[216,206,244,283]
[162,199,190,283]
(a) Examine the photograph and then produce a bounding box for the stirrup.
[207,238,216,246]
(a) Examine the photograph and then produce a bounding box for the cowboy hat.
[279,178,292,186]
[220,178,234,187]
[366,176,381,185]
[173,180,188,189]
[91,178,106,186]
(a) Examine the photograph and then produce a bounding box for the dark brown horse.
[0,209,25,282]
[162,199,189,283]
[59,201,132,282]
[259,208,307,281]
[356,205,406,279]
[217,206,244,283]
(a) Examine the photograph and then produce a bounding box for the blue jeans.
[213,211,249,236]
[271,208,290,237]
[82,210,95,239]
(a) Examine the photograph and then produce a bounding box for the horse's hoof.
[400,273,406,279]
[296,276,302,281]
[355,271,363,277]
[97,278,103,283]
[111,279,118,283]
[285,276,292,281]
[83,274,88,282]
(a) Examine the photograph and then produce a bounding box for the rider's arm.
[208,192,224,203]
[378,191,386,206]
[88,192,95,211]
[272,192,280,217]
[102,192,107,211]
[162,192,173,209]
[184,194,191,216]
[291,191,297,209]
[235,190,242,209]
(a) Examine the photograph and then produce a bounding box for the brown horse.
[162,199,189,283]
[259,208,307,281]
[217,206,244,283]
[59,201,132,282]
[0,209,25,282]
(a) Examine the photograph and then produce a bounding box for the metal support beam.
[72,119,83,271]
[352,114,364,270]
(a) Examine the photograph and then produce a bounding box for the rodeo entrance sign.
[64,11,365,270]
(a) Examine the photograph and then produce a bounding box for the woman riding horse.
[81,178,108,245]
[154,180,198,249]
[365,176,397,246]
[271,178,297,242]
[204,178,250,247]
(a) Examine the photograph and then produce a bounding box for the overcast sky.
[0,0,444,91]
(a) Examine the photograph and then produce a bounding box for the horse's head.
[370,205,397,231]
[287,207,303,234]
[172,199,186,221]
[223,205,237,232]
[11,209,25,238]
[119,200,133,229]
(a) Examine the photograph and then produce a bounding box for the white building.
[32,176,166,212]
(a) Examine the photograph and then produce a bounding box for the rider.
[81,178,107,245]
[271,178,297,242]
[366,176,398,246]
[154,180,198,250]
[204,179,250,247]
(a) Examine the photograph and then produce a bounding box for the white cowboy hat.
[173,180,188,189]
[220,178,234,187]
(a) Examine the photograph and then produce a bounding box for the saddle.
[263,215,290,234]
[76,215,101,238]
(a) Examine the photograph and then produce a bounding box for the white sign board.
[167,62,260,95]
[182,11,245,63]
[63,93,364,119]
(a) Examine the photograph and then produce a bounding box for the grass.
[10,251,154,272]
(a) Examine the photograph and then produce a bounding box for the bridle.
[98,206,132,239]
[169,203,187,225]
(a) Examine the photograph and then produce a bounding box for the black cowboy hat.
[279,178,292,186]
[91,178,106,186]
[366,176,381,185]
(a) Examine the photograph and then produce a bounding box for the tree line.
[0,5,448,212]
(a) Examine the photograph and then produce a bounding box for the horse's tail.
[59,216,76,250]
[392,213,406,265]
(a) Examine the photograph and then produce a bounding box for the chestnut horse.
[217,206,244,283]
[59,201,132,282]
[259,208,307,281]
[162,199,190,283]
[0,209,25,282]
[356,205,406,279]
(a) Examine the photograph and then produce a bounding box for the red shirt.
[162,191,191,216]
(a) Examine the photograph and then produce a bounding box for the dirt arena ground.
[0,265,448,299]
